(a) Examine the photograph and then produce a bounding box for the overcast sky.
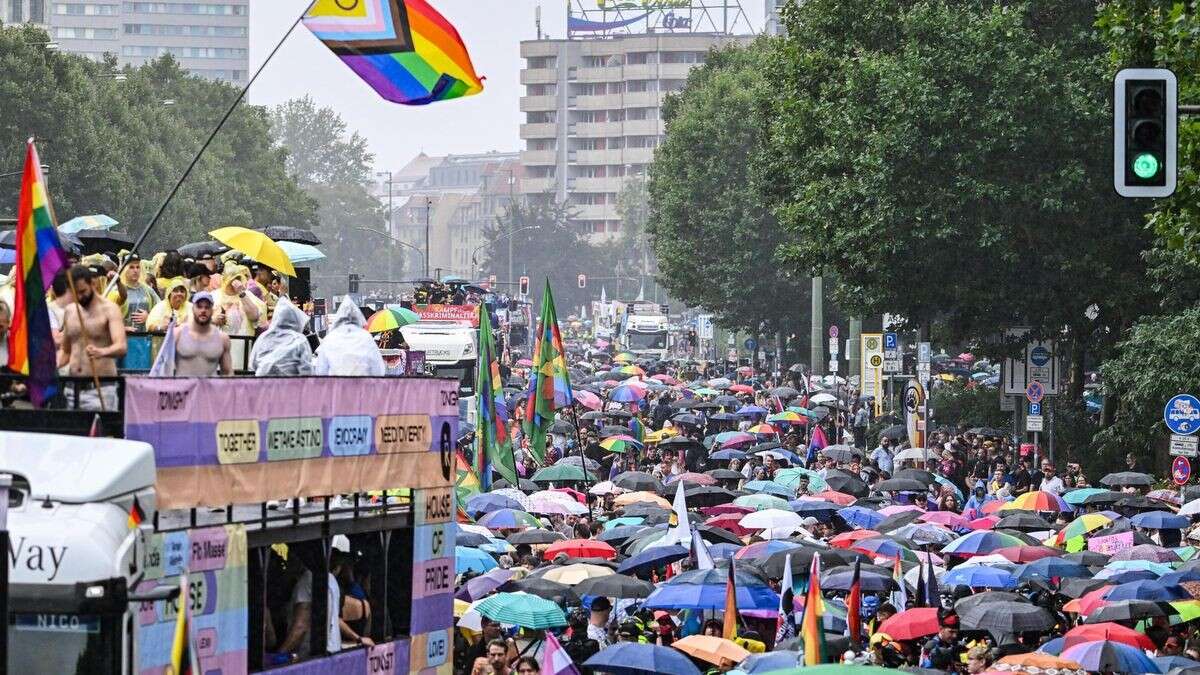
[249,1,764,173]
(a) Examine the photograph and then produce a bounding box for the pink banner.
[1088,531,1134,555]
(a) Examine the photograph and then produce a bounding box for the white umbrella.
[810,393,838,404]
[528,496,588,516]
[458,523,496,539]
[1181,498,1200,517]
[589,480,623,496]
[894,448,935,463]
[491,488,531,511]
[740,508,804,531]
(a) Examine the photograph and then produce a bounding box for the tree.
[647,41,811,338]
[765,0,1153,374]
[268,96,390,294]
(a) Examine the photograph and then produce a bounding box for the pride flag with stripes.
[475,302,516,489]
[801,553,827,664]
[304,0,484,106]
[7,140,68,406]
[523,281,573,464]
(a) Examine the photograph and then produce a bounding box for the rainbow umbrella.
[600,435,644,454]
[1000,490,1073,513]
[365,306,420,333]
[851,537,922,563]
[1052,513,1115,546]
[942,531,1026,557]
[767,411,804,424]
[609,383,647,403]
[614,352,636,363]
[616,364,646,376]
[478,508,542,530]
[747,423,779,435]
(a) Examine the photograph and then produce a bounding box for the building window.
[55,26,117,39]
[123,2,247,15]
[10,0,23,22]
[55,2,118,14]
[29,0,44,21]
[124,23,247,37]
[122,44,248,59]
[526,55,555,69]
[626,80,658,93]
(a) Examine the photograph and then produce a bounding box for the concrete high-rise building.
[1,0,50,28]
[765,0,787,35]
[43,0,249,84]
[519,32,749,238]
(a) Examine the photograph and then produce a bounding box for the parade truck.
[0,373,459,675]
[618,301,671,361]
[400,303,480,400]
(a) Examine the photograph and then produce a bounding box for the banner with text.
[125,377,459,508]
[135,524,248,675]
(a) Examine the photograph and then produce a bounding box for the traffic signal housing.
[348,273,360,294]
[518,276,530,296]
[1114,68,1177,198]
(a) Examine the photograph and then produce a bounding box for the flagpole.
[568,404,594,520]
[105,0,316,294]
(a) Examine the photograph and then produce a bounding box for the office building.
[519,32,749,238]
[2,0,49,27]
[765,0,788,35]
[43,0,249,84]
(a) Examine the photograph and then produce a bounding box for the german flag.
[127,496,145,530]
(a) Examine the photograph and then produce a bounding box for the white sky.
[248,1,764,173]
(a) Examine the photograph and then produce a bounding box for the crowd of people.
[454,352,1195,675]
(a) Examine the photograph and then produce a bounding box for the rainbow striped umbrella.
[600,435,644,454]
[767,411,804,424]
[365,306,420,333]
[942,531,1026,557]
[614,352,636,363]
[615,364,646,376]
[609,383,647,402]
[1000,490,1073,513]
[1052,513,1115,546]
[747,423,779,435]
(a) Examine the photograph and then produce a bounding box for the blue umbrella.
[736,405,768,416]
[1037,636,1065,655]
[276,240,326,264]
[0,249,13,264]
[1016,557,1092,581]
[707,543,741,560]
[456,546,498,574]
[838,505,884,529]
[790,500,841,516]
[1060,639,1161,673]
[456,531,491,547]
[617,545,689,575]
[743,480,794,498]
[478,508,540,530]
[1103,579,1185,602]
[932,474,964,502]
[709,449,747,461]
[475,591,568,630]
[1154,655,1200,672]
[821,568,897,592]
[598,525,648,543]
[1132,510,1190,530]
[59,214,118,233]
[584,643,702,675]
[1157,569,1200,586]
[642,568,779,611]
[739,651,801,673]
[466,493,522,514]
[942,565,1017,589]
[1105,569,1159,583]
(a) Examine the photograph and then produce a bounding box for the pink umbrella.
[517,358,534,366]
[967,515,1000,530]
[702,504,754,517]
[652,374,679,385]
[720,432,757,449]
[667,472,717,486]
[573,390,602,411]
[879,504,925,516]
[957,352,975,363]
[919,511,970,530]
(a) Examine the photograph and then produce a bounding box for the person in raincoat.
[314,298,386,376]
[213,263,265,369]
[249,296,313,376]
[145,277,191,331]
[961,480,996,521]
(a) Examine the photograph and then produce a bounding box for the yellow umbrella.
[613,491,671,508]
[672,635,751,666]
[208,226,297,277]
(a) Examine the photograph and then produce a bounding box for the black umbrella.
[994,512,1055,531]
[683,486,737,507]
[879,425,906,441]
[822,444,863,463]
[771,386,799,398]
[875,511,924,532]
[692,402,721,411]
[556,455,600,472]
[966,427,1008,438]
[693,524,744,546]
[492,477,538,492]
[670,400,697,409]
[575,574,655,599]
[1100,471,1155,488]
[1115,495,1172,513]
[853,496,891,510]
[259,225,321,245]
[457,531,491,547]
[581,411,606,421]
[893,468,936,485]
[500,577,579,604]
[660,436,703,450]
[821,567,897,592]
[176,240,229,258]
[76,228,134,255]
[709,412,740,422]
[954,591,1029,614]
[960,600,1054,633]
[713,395,740,408]
[1080,490,1128,505]
[620,504,672,518]
[0,228,81,253]
[756,547,865,579]
[507,529,566,545]
[672,413,702,427]
[606,410,633,420]
[613,472,662,492]
[1083,599,1173,623]
[549,419,576,434]
[705,469,743,481]
[1057,577,1109,599]
[600,425,630,438]
[994,529,1042,546]
[750,441,783,454]
[1062,551,1110,567]
[875,478,928,493]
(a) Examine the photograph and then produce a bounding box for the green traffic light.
[1133,152,1161,179]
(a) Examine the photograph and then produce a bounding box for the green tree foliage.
[647,41,811,336]
[766,0,1151,354]
[0,25,316,250]
[268,96,391,294]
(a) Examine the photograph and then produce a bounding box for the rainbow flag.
[171,574,197,674]
[800,553,827,664]
[475,302,517,489]
[628,416,645,443]
[7,140,68,407]
[455,449,480,522]
[303,0,484,106]
[722,558,738,640]
[846,558,862,649]
[523,281,573,464]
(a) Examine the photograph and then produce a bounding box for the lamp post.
[424,196,432,278]
[376,170,395,283]
[469,226,540,281]
[354,227,425,282]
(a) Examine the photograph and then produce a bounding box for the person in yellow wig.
[146,277,191,331]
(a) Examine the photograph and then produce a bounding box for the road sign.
[1000,395,1016,412]
[1164,394,1200,435]
[1174,456,1192,485]
[1003,328,1060,396]
[829,325,839,338]
[1171,434,1200,457]
[1025,381,1045,404]
[828,359,839,372]
[917,363,930,385]
[884,359,902,373]
[918,342,931,364]
[884,332,898,350]
[744,338,757,351]
[829,337,839,356]
[868,354,884,369]
[697,315,714,340]
[1026,415,1044,432]
[1029,401,1042,416]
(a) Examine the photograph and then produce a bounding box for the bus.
[0,372,458,675]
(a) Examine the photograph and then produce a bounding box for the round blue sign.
[1030,345,1052,367]
[744,338,757,351]
[1165,394,1200,436]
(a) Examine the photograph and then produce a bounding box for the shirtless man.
[173,291,232,377]
[58,265,126,410]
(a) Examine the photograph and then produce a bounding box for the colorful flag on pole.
[7,139,68,407]
[628,416,645,443]
[800,553,826,664]
[891,556,907,613]
[923,551,939,608]
[776,553,796,643]
[807,424,828,467]
[455,449,481,522]
[475,302,516,489]
[523,280,573,464]
[666,480,692,546]
[303,0,484,106]
[847,558,862,649]
[542,630,581,675]
[171,574,197,674]
[722,558,738,640]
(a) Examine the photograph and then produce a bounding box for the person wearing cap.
[588,596,612,648]
[106,252,160,333]
[146,277,191,331]
[920,610,961,669]
[172,291,231,377]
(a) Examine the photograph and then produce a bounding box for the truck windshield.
[627,331,666,350]
[9,614,117,674]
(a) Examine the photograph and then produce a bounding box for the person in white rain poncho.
[248,296,313,376]
[314,298,385,376]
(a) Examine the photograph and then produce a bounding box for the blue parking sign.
[885,333,898,350]
[1029,402,1041,416]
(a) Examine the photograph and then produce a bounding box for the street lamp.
[354,225,425,258]
[375,170,394,282]
[469,225,540,281]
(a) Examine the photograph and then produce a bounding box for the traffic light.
[1115,68,1177,198]
[348,273,360,294]
[518,276,530,296]
[578,274,587,289]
